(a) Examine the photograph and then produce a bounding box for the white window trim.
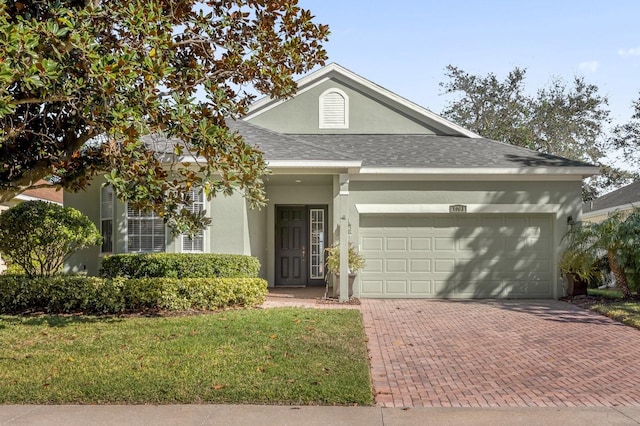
[309,208,325,279]
[319,88,349,129]
[125,203,167,253]
[100,185,114,254]
[181,188,206,253]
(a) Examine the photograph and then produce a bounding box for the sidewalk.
[2,405,640,425]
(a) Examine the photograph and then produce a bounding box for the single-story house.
[582,180,640,223]
[65,63,598,299]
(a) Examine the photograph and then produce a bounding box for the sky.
[299,0,640,125]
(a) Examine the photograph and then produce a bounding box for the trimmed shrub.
[122,277,268,311]
[100,253,260,279]
[0,275,267,314]
[0,275,125,314]
[0,200,101,277]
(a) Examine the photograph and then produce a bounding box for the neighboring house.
[582,180,640,223]
[0,180,63,272]
[65,63,598,299]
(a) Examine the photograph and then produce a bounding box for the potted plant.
[325,242,366,298]
[560,221,599,296]
[559,248,598,296]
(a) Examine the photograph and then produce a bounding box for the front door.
[275,206,308,286]
[275,205,328,286]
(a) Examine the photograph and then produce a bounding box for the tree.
[0,200,101,277]
[0,0,329,234]
[440,66,635,199]
[611,95,640,169]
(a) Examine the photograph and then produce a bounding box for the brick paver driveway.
[361,299,640,408]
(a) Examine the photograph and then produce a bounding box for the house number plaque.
[449,204,467,213]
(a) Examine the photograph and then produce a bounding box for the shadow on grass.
[0,314,123,328]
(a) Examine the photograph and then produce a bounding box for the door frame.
[274,204,328,286]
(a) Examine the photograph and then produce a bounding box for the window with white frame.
[319,88,349,129]
[310,208,325,279]
[181,188,205,252]
[126,204,165,252]
[100,185,114,253]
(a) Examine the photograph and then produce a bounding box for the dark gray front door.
[275,206,307,286]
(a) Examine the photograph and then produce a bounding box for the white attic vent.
[319,88,349,129]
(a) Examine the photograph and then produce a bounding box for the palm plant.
[561,209,640,298]
[594,211,633,298]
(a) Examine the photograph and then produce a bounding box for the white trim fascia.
[244,76,332,120]
[356,203,562,215]
[582,203,637,220]
[359,166,599,176]
[267,160,362,169]
[14,194,62,205]
[245,63,479,138]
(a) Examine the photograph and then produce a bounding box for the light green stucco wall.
[65,171,584,300]
[64,175,257,276]
[64,179,102,276]
[247,78,443,135]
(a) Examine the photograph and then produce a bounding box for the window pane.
[126,203,165,253]
[101,220,113,252]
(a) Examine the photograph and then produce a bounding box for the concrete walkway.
[361,299,640,408]
[2,405,640,425]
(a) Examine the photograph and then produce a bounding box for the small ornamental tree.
[0,200,101,277]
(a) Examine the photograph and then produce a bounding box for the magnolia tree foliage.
[440,66,636,199]
[0,200,101,277]
[0,0,329,234]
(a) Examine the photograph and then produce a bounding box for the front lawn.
[582,288,640,329]
[0,308,373,405]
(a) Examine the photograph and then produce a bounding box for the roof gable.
[244,63,478,137]
[584,180,640,214]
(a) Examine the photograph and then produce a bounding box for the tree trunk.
[608,250,631,298]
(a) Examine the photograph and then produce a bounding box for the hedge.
[100,253,260,279]
[0,275,268,314]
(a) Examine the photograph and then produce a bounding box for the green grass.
[0,308,373,405]
[585,288,640,329]
[590,302,640,329]
[588,288,625,299]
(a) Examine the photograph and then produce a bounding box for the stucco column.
[339,174,349,302]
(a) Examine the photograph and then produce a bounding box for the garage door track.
[361,299,640,408]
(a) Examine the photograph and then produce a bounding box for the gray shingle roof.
[583,180,640,213]
[226,120,351,161]
[143,120,595,170]
[287,134,593,168]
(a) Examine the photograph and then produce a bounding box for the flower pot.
[334,272,357,298]
[566,272,588,297]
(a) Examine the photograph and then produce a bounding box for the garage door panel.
[362,236,384,251]
[434,238,455,251]
[364,258,384,273]
[386,237,407,251]
[455,280,503,297]
[434,258,456,273]
[386,259,408,272]
[505,280,552,297]
[359,214,553,299]
[361,279,383,295]
[410,280,432,294]
[386,280,407,294]
[410,259,431,272]
[410,237,431,251]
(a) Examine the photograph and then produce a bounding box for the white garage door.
[359,214,553,299]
